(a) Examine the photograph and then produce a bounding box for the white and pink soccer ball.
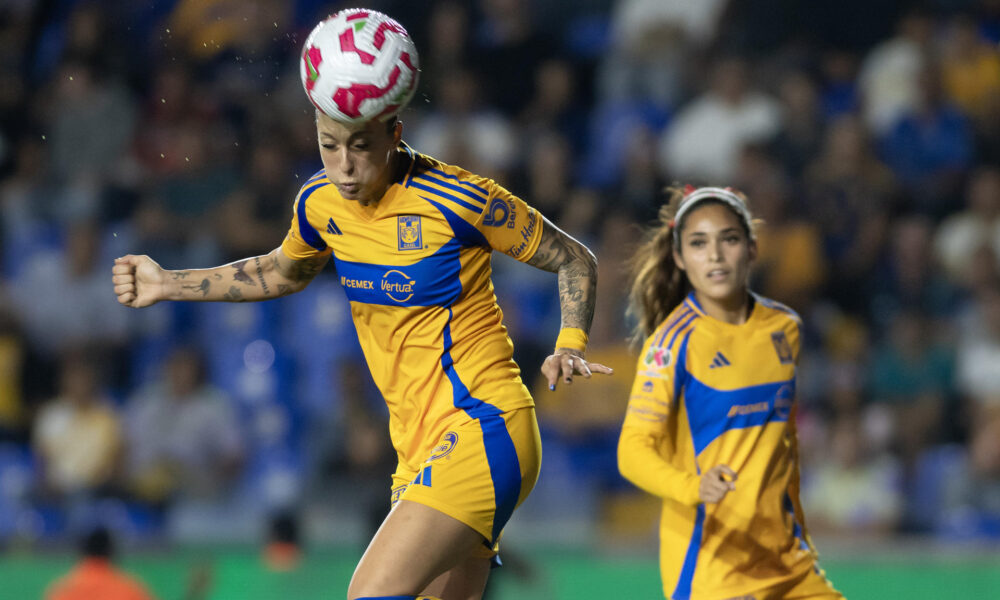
[300,8,420,123]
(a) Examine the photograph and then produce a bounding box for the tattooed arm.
[111,247,329,308]
[527,216,613,388]
[526,215,598,333]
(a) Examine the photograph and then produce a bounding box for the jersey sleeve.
[474,181,543,263]
[281,182,334,260]
[617,332,701,506]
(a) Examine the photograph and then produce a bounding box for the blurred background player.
[618,185,842,599]
[111,8,611,600]
[45,526,155,600]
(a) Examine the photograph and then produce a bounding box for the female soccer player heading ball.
[111,8,611,600]
[618,185,842,600]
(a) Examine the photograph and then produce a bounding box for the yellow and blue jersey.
[281,144,542,475]
[619,292,836,600]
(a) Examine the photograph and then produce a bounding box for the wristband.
[554,327,588,353]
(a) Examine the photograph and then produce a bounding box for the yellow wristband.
[555,327,588,353]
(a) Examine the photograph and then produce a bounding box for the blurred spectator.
[803,114,895,314]
[124,347,244,505]
[33,351,121,510]
[214,138,298,262]
[408,66,516,181]
[419,1,473,108]
[521,132,575,224]
[869,215,959,328]
[940,414,1000,539]
[45,527,155,600]
[0,308,27,443]
[857,7,934,134]
[802,411,903,536]
[43,59,136,193]
[879,63,973,216]
[955,283,1000,408]
[658,56,782,183]
[262,511,302,572]
[868,309,955,462]
[7,221,130,361]
[519,58,589,150]
[472,0,556,116]
[934,165,1000,288]
[818,49,861,118]
[739,147,827,310]
[1,135,69,255]
[939,13,1000,125]
[768,70,826,177]
[167,0,288,64]
[596,0,728,108]
[615,123,667,222]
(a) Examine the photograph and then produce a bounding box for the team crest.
[771,331,794,364]
[397,215,422,250]
[644,345,672,369]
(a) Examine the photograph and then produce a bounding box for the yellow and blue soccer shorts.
[390,406,542,556]
[716,564,843,600]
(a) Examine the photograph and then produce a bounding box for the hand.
[112,254,167,308]
[540,348,614,391]
[699,464,737,504]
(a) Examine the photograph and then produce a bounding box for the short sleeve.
[281,181,334,260]
[474,183,543,263]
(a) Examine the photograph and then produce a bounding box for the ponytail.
[626,185,690,346]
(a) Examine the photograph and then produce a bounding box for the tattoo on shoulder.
[232,259,255,285]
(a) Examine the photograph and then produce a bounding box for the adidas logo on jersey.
[709,351,731,369]
[327,218,343,235]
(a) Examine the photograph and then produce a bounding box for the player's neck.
[359,150,406,207]
[696,290,752,325]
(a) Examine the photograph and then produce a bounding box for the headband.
[672,186,754,244]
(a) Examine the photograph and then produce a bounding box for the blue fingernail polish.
[549,384,555,391]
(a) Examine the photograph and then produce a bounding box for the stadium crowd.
[1,0,999,549]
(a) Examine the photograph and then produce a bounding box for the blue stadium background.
[1,0,1000,597]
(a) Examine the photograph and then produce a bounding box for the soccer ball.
[300,8,420,123]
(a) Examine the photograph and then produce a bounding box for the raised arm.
[527,216,612,388]
[112,247,329,308]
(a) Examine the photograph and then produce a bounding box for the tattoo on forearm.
[232,259,255,285]
[558,263,595,330]
[223,286,246,302]
[213,273,222,280]
[277,284,291,296]
[254,257,271,296]
[181,279,211,297]
[527,220,597,331]
[171,271,191,280]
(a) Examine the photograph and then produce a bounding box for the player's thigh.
[420,551,491,600]
[347,499,486,599]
